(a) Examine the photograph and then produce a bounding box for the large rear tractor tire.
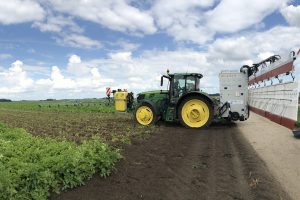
[178,96,213,128]
[134,103,157,126]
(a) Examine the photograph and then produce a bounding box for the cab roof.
[169,73,203,78]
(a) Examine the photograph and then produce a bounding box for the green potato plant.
[0,124,121,200]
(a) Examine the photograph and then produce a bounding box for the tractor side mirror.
[161,75,170,87]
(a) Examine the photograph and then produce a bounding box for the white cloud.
[257,51,275,60]
[69,55,82,64]
[32,15,83,33]
[151,0,291,44]
[247,26,300,54]
[0,1,99,50]
[31,12,100,49]
[36,78,52,86]
[22,64,51,76]
[281,5,300,27]
[209,37,253,61]
[10,61,23,73]
[47,0,156,34]
[111,40,140,51]
[208,26,300,64]
[50,66,76,90]
[0,57,115,99]
[152,0,215,44]
[0,54,12,60]
[55,34,102,49]
[109,52,132,61]
[30,10,98,49]
[51,66,64,80]
[91,68,101,78]
[0,60,34,94]
[0,0,45,25]
[129,77,143,82]
[67,54,92,77]
[206,0,288,32]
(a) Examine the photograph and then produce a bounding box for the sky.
[0,0,300,100]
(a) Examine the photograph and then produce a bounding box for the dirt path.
[52,123,290,200]
[238,113,300,200]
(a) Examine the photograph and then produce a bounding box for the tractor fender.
[176,92,214,118]
[139,100,159,115]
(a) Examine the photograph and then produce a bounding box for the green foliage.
[0,99,115,113]
[0,124,121,200]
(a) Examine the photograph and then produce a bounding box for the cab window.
[173,75,185,97]
[173,75,200,97]
[186,76,196,91]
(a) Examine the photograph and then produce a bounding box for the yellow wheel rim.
[136,106,154,125]
[181,99,210,128]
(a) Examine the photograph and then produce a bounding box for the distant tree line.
[0,99,12,102]
[39,99,56,101]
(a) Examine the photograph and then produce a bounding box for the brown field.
[0,107,291,200]
[0,108,154,144]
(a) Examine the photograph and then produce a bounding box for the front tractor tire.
[178,96,213,128]
[134,103,157,126]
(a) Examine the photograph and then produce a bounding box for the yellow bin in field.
[114,91,128,112]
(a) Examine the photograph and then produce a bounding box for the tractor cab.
[161,73,203,101]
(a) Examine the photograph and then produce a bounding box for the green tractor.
[134,72,215,128]
[113,70,249,128]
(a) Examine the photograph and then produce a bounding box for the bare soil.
[51,123,290,200]
[0,109,153,143]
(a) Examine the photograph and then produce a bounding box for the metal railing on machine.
[242,50,299,130]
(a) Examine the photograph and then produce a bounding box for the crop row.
[0,124,121,200]
[0,99,115,113]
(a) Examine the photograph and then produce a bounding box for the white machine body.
[219,70,249,121]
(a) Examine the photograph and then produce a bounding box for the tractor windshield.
[173,75,200,97]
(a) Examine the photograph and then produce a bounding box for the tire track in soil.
[52,124,291,200]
